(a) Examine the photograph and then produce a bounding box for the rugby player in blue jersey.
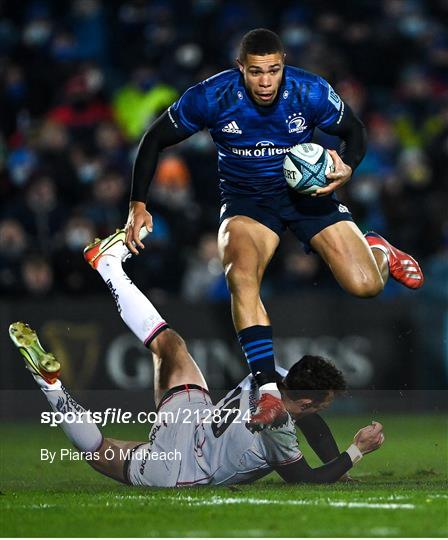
[124,29,424,430]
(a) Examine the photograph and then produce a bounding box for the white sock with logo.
[40,379,103,453]
[96,257,168,345]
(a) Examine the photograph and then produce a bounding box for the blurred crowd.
[1,0,447,301]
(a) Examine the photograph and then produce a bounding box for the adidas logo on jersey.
[222,121,242,134]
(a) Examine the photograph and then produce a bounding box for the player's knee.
[347,274,384,298]
[152,329,188,357]
[224,263,259,296]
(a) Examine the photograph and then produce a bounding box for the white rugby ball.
[283,143,334,194]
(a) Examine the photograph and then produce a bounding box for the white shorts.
[126,384,213,487]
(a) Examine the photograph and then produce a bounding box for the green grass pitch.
[1,414,447,537]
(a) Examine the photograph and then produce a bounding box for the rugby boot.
[9,322,60,384]
[246,393,289,432]
[84,228,148,270]
[365,231,424,289]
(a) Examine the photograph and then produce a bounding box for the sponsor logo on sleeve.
[328,86,342,111]
[336,101,345,125]
[167,106,179,128]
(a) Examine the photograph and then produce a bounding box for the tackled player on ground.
[9,229,384,487]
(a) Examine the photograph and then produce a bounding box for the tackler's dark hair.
[282,355,347,404]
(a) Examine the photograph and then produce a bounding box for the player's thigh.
[218,215,280,283]
[127,390,214,487]
[151,329,208,406]
[88,437,145,484]
[310,220,383,296]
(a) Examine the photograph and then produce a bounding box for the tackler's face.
[237,52,285,106]
[283,391,335,420]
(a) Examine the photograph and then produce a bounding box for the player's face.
[238,53,285,106]
[285,391,335,420]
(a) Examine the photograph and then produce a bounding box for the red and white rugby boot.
[246,393,289,432]
[365,231,424,289]
[83,229,128,270]
[9,322,60,384]
[83,228,149,270]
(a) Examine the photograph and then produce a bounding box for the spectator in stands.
[53,215,102,294]
[0,219,28,295]
[0,0,446,299]
[82,169,127,236]
[6,174,66,254]
[48,66,111,135]
[150,153,201,247]
[182,232,228,302]
[112,65,178,140]
[94,121,129,173]
[21,254,54,297]
[35,120,80,204]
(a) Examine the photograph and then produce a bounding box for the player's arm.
[125,111,192,253]
[322,103,367,173]
[274,421,384,484]
[126,82,209,253]
[276,451,353,484]
[309,74,367,197]
[295,413,340,463]
[314,103,367,197]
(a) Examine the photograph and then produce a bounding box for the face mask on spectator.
[78,163,99,183]
[399,16,428,38]
[352,177,380,204]
[282,26,311,48]
[23,21,52,46]
[66,227,93,250]
[10,165,30,186]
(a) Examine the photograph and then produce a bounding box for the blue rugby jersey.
[168,66,345,197]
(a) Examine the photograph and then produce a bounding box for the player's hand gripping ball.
[283,143,334,194]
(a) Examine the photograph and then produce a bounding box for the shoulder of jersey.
[200,69,243,116]
[284,65,322,86]
[284,65,326,106]
[202,68,241,89]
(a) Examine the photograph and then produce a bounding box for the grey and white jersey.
[194,368,302,485]
[127,368,303,487]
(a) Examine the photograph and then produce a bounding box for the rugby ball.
[283,143,334,194]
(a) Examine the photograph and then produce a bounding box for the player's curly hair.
[238,28,284,62]
[281,355,347,404]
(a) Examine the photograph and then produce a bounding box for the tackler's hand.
[312,149,352,197]
[353,421,385,455]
